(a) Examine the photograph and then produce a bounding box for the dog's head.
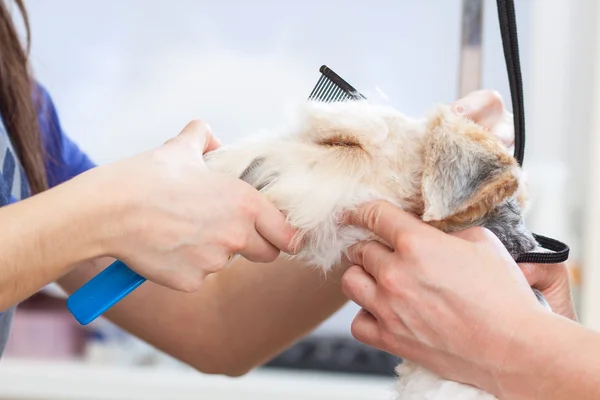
[204,100,537,268]
[417,105,536,257]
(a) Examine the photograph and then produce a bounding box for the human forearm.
[58,255,348,376]
[494,311,600,400]
[0,172,108,310]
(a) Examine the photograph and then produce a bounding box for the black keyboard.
[262,336,401,376]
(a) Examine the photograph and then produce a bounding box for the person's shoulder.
[32,81,97,187]
[33,82,62,141]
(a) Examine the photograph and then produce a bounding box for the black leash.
[497,0,526,167]
[495,0,570,264]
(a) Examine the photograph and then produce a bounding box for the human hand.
[87,120,297,293]
[520,262,577,321]
[340,200,549,396]
[451,89,515,147]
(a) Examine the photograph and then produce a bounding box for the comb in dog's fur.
[307,66,366,103]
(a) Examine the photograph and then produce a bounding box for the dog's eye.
[317,134,362,149]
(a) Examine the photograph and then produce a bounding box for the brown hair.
[0,0,47,194]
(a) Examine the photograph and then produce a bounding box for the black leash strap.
[496,0,525,167]
[496,0,569,264]
[519,234,571,264]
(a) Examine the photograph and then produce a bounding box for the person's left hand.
[340,200,549,396]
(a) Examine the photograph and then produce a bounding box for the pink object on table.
[4,294,86,360]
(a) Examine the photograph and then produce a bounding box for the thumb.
[169,119,222,155]
[519,262,569,291]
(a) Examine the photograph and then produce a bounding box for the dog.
[203,99,542,399]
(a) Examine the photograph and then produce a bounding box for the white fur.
[395,363,497,400]
[204,100,510,399]
[205,100,425,269]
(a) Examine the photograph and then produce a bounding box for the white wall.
[578,0,600,330]
[23,0,538,337]
[25,0,531,162]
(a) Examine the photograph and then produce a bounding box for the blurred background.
[1,0,599,398]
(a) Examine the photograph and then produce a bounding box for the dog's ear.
[421,106,522,224]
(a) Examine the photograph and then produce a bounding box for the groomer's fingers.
[344,200,424,247]
[519,262,569,291]
[519,262,577,321]
[253,196,299,255]
[350,308,381,348]
[341,265,379,312]
[168,119,222,155]
[451,90,514,147]
[346,240,394,281]
[452,90,504,122]
[450,226,503,246]
[237,231,281,263]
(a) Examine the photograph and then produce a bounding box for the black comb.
[307,65,366,102]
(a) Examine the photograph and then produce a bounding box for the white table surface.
[0,358,397,400]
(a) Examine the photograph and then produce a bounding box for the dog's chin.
[426,196,537,260]
[477,198,538,259]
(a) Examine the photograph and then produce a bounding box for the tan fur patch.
[462,125,516,168]
[429,169,520,232]
[318,133,363,149]
[421,106,521,227]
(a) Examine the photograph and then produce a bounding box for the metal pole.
[458,0,484,97]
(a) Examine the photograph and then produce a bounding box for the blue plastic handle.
[66,260,147,325]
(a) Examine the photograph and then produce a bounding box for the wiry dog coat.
[203,100,539,400]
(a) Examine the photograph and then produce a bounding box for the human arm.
[0,119,296,310]
[0,174,108,311]
[340,200,600,399]
[58,255,349,376]
[33,83,349,376]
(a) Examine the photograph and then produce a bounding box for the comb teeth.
[308,65,367,102]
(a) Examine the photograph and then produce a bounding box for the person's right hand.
[82,120,297,293]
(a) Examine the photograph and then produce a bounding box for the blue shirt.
[37,83,96,187]
[0,84,97,356]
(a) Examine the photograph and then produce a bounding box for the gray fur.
[479,198,538,259]
[439,196,537,259]
[428,136,537,258]
[448,154,500,213]
[425,136,510,222]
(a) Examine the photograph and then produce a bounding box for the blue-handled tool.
[66,260,146,325]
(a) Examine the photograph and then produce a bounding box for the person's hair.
[0,0,46,194]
